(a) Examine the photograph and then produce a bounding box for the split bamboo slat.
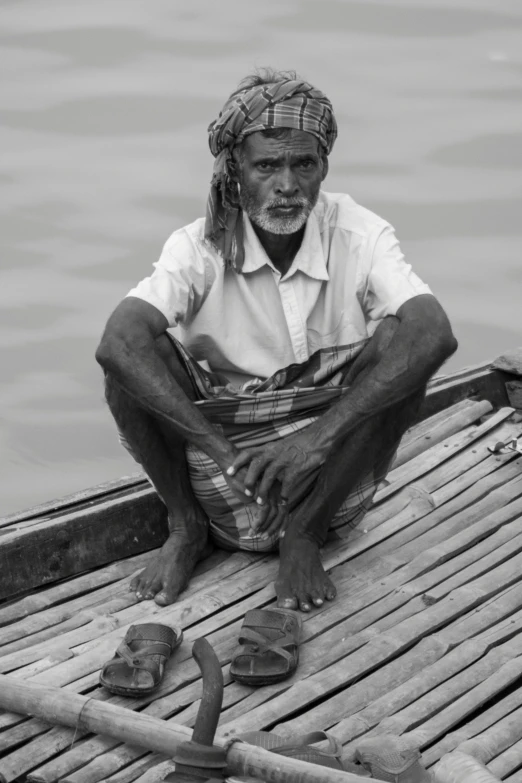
[423,691,522,766]
[433,752,502,783]
[488,734,522,779]
[0,401,520,783]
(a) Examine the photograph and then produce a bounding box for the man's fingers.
[244,456,267,494]
[256,462,282,504]
[226,449,255,480]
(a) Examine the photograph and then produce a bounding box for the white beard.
[249,208,309,235]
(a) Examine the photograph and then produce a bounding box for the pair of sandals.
[99,607,301,696]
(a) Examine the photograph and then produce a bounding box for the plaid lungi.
[124,336,400,552]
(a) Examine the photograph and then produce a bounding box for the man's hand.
[226,429,327,509]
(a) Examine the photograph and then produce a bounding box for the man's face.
[235,130,328,235]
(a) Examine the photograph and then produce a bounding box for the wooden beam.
[0,488,168,602]
[419,366,509,421]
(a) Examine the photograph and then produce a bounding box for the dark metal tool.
[166,637,227,782]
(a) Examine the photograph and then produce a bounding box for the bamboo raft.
[1,353,522,783]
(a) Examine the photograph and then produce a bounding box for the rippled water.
[2,0,522,515]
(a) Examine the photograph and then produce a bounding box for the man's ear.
[229,148,241,183]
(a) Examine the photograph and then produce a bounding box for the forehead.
[242,129,320,159]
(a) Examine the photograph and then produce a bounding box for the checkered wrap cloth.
[161,336,398,552]
[205,79,337,272]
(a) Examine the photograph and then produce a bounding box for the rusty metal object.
[166,637,227,782]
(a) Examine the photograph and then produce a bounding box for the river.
[1,0,521,514]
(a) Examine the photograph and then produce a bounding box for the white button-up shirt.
[127,191,432,385]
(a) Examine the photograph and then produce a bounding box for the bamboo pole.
[0,675,372,783]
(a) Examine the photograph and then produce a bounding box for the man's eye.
[300,160,314,170]
[258,162,272,171]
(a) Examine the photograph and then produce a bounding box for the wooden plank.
[386,467,522,566]
[488,736,522,780]
[0,549,235,654]
[454,706,522,768]
[0,488,168,602]
[399,398,477,450]
[419,366,509,419]
[393,399,492,469]
[424,692,522,767]
[0,472,146,527]
[0,550,157,630]
[279,593,522,742]
[375,407,514,502]
[216,559,522,742]
[381,657,522,748]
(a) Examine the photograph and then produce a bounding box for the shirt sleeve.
[362,223,432,321]
[126,225,215,327]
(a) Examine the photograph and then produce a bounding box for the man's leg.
[277,317,425,611]
[105,335,213,606]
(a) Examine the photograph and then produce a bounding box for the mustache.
[266,198,309,210]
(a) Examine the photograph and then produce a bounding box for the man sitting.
[96,69,457,613]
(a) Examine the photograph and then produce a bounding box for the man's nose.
[274,167,299,197]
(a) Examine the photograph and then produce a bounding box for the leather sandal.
[99,623,183,696]
[230,608,302,686]
[239,730,370,775]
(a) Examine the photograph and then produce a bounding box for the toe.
[154,588,178,606]
[325,581,337,601]
[297,593,313,612]
[130,571,143,593]
[277,595,298,610]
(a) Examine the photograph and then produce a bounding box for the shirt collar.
[241,202,329,282]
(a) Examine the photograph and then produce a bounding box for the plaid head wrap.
[205,79,337,272]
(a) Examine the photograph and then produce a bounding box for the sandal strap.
[237,628,296,663]
[263,731,342,758]
[115,640,172,670]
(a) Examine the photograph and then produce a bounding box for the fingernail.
[256,497,264,505]
[314,598,324,606]
[226,467,235,475]
[245,488,252,497]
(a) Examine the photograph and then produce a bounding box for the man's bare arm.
[228,294,458,503]
[308,294,458,453]
[95,297,238,475]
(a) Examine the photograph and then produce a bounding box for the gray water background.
[1,0,521,515]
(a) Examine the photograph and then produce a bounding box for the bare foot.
[130,522,212,606]
[275,535,336,612]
